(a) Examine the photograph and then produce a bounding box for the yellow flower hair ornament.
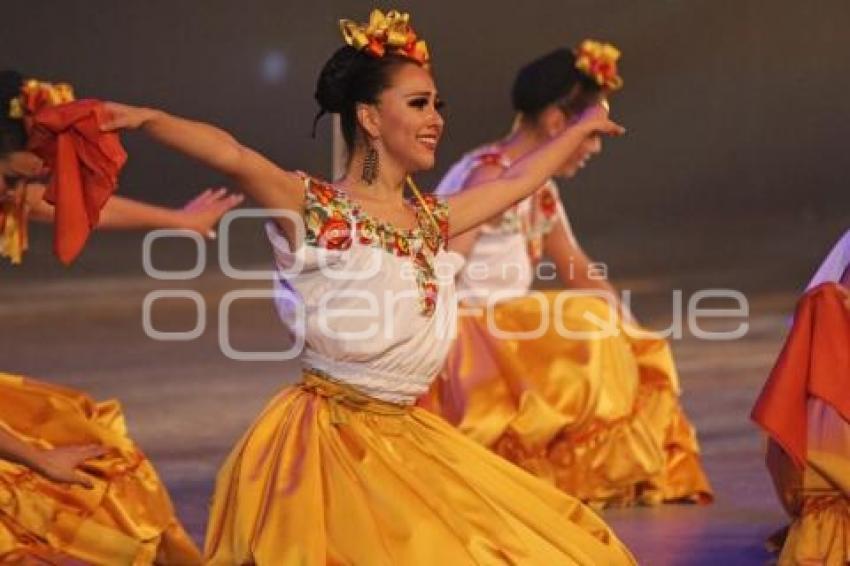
[8,79,75,120]
[574,40,623,91]
[340,9,430,65]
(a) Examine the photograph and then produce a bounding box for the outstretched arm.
[446,106,624,236]
[101,103,305,238]
[26,184,243,237]
[445,162,504,257]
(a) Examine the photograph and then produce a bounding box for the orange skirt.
[419,292,713,507]
[204,373,636,565]
[0,372,200,565]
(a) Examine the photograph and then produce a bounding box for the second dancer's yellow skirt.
[419,292,713,507]
[0,372,201,565]
[205,373,636,565]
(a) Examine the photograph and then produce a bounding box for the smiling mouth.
[416,134,439,151]
[577,155,593,169]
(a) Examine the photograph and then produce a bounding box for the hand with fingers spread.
[26,443,108,488]
[176,187,245,239]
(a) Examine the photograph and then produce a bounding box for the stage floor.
[1,272,796,565]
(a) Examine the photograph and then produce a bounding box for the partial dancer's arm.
[446,106,624,236]
[0,426,105,487]
[100,104,304,239]
[544,216,635,323]
[445,162,501,257]
[26,184,243,237]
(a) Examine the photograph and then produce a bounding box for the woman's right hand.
[576,103,626,137]
[100,102,160,132]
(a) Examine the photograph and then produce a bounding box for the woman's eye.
[409,98,429,109]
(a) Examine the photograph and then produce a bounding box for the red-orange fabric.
[751,282,850,467]
[26,99,126,264]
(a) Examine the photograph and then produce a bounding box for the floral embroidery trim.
[470,151,560,262]
[303,177,448,316]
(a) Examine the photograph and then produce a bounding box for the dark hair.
[314,45,420,150]
[511,48,602,121]
[0,70,26,158]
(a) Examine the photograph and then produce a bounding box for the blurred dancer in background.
[752,229,850,565]
[0,71,243,564]
[420,42,712,507]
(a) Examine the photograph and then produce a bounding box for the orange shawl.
[751,282,850,467]
[26,99,126,264]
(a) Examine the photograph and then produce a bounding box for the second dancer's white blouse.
[436,146,567,304]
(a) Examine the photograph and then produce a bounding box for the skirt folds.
[0,372,200,565]
[418,292,713,507]
[204,373,636,565]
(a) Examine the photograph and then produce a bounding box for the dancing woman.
[102,9,636,565]
[418,43,713,507]
[1,70,242,266]
[0,71,244,564]
[752,229,850,565]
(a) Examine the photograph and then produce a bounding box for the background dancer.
[0,71,242,565]
[419,43,712,507]
[752,230,850,565]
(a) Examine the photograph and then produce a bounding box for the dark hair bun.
[0,70,23,103]
[0,70,26,156]
[511,48,597,116]
[313,44,415,147]
[315,46,364,114]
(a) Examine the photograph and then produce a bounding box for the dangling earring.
[362,140,379,184]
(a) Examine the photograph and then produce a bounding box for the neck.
[340,145,408,202]
[499,120,551,163]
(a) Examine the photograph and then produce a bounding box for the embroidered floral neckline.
[302,177,449,316]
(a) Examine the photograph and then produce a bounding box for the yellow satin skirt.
[418,292,713,507]
[204,372,636,565]
[0,372,201,565]
[767,398,850,565]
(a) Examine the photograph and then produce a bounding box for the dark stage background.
[2,0,849,294]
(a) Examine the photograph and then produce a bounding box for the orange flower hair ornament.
[574,40,623,91]
[8,79,75,121]
[340,9,430,66]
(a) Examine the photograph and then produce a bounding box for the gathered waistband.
[300,370,411,425]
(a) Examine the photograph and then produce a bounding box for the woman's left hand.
[31,444,108,488]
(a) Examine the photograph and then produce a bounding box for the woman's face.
[557,131,602,179]
[368,63,444,174]
[546,103,606,179]
[0,151,45,196]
